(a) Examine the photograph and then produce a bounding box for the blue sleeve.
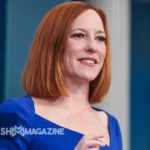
[0,99,30,150]
[114,117,123,150]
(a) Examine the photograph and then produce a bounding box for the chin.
[81,74,99,82]
[68,72,99,83]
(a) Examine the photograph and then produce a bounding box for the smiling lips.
[78,57,98,67]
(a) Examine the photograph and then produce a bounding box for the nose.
[84,39,98,53]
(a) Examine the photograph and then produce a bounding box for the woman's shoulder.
[92,107,122,148]
[92,106,119,121]
[0,95,34,123]
[92,107,122,134]
[0,95,34,149]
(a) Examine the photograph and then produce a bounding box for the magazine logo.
[0,126,65,137]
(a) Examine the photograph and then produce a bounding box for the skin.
[63,9,107,150]
[32,9,109,149]
[63,9,106,84]
[52,8,106,115]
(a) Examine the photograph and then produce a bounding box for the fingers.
[89,145,100,149]
[74,137,105,150]
[74,133,106,150]
[85,133,104,140]
[80,139,105,149]
[88,148,99,150]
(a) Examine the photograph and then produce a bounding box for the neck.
[50,78,91,113]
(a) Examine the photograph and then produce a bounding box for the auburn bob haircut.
[21,1,111,104]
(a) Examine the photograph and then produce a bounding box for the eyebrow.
[70,28,105,34]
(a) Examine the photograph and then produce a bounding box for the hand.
[74,133,105,150]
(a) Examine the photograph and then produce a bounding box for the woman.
[0,1,122,150]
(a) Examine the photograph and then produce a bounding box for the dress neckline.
[26,95,114,147]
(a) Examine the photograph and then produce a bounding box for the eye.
[71,33,85,38]
[96,36,106,42]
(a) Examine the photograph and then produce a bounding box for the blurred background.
[0,0,150,149]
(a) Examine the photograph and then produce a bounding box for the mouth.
[77,57,98,67]
[78,57,98,64]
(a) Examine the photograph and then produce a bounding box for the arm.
[0,99,30,150]
[114,117,123,150]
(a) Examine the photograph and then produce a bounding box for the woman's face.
[63,9,106,83]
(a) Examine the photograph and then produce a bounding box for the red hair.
[21,1,111,104]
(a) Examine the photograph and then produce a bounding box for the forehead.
[71,9,104,31]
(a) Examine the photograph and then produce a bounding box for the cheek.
[63,46,77,69]
[103,48,107,59]
[99,45,107,60]
[63,50,75,64]
[67,38,85,52]
[64,43,82,64]
[65,42,78,56]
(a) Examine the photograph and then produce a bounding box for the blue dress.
[0,95,122,150]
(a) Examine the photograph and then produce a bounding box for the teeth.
[81,59,95,64]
